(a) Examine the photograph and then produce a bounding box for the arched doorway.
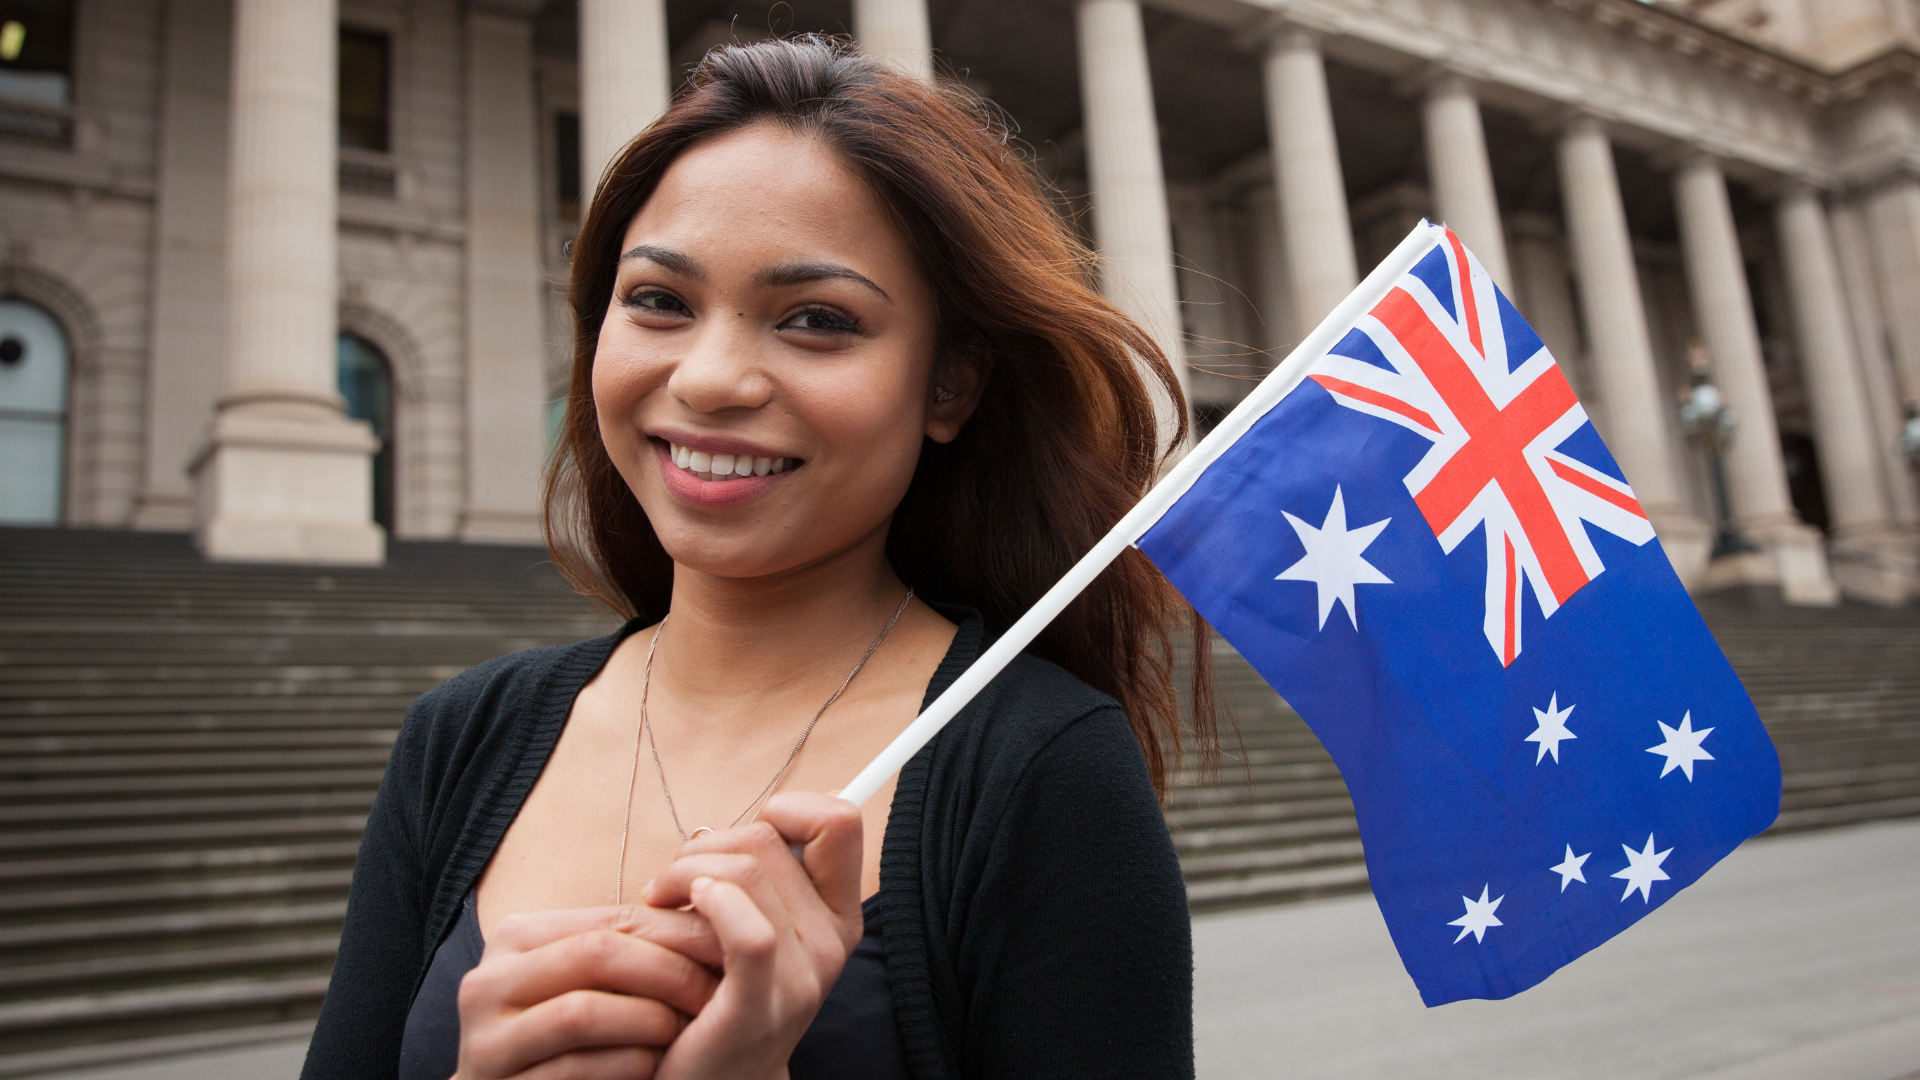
[336,331,395,530]
[0,299,71,525]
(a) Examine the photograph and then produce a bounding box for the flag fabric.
[1137,224,1781,1005]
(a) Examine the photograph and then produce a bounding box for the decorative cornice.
[1548,0,1832,102]
[1831,46,1920,103]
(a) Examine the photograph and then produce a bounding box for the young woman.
[301,36,1215,1080]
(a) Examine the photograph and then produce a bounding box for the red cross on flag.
[1306,230,1657,666]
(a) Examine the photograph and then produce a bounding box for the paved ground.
[1196,818,1920,1080]
[38,819,1920,1080]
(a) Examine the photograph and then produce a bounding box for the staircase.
[1,527,1917,1073]
[1172,600,1920,912]
[0,528,614,1077]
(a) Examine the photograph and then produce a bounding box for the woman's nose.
[668,318,773,414]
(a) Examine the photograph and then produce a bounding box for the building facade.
[0,0,1917,603]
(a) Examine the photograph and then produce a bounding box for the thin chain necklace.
[614,588,915,904]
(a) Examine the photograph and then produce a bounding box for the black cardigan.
[300,610,1194,1080]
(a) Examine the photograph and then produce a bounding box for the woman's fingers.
[518,1047,662,1080]
[463,928,717,1019]
[510,1045,661,1080]
[489,904,720,968]
[760,792,865,944]
[688,876,782,990]
[459,989,681,1078]
[644,794,864,959]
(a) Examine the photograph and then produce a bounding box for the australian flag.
[1138,224,1781,1005]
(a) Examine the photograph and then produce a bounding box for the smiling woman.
[301,35,1213,1080]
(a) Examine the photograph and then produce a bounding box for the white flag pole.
[835,222,1447,808]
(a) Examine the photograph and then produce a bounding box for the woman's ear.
[925,351,993,444]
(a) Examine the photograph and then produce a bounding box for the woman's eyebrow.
[754,262,892,303]
[618,244,704,278]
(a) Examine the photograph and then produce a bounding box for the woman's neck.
[647,527,913,739]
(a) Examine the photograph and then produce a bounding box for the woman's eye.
[785,306,861,334]
[625,289,690,316]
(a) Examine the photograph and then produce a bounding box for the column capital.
[1540,106,1608,142]
[1671,146,1722,178]
[1233,12,1330,56]
[1774,176,1826,206]
[1393,61,1478,100]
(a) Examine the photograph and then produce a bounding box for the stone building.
[0,0,1917,604]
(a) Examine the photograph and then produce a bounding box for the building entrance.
[0,299,70,525]
[336,332,394,530]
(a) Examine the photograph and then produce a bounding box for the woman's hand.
[452,902,720,1080]
[639,791,866,1080]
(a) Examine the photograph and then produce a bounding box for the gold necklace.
[614,588,915,904]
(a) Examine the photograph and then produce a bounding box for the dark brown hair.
[545,36,1217,795]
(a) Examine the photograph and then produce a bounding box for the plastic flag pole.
[833,221,1448,809]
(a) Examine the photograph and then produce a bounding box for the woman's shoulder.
[413,635,611,715]
[395,627,629,761]
[929,638,1142,800]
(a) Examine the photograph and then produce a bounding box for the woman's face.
[595,122,959,582]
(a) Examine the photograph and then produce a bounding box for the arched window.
[336,331,395,530]
[0,298,70,525]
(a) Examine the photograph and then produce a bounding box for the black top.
[397,891,904,1080]
[301,607,1194,1080]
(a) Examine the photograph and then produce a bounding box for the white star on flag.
[1647,711,1715,780]
[1611,834,1673,903]
[1276,486,1392,631]
[1448,884,1505,943]
[1550,845,1590,892]
[1526,693,1577,764]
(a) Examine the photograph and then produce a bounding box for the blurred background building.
[1,0,1918,602]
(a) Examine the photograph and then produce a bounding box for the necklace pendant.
[687,826,715,841]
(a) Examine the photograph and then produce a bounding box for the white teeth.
[668,442,794,481]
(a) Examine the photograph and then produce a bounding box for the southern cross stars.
[1550,845,1590,892]
[1276,486,1392,631]
[1648,711,1715,781]
[1612,834,1673,903]
[1448,884,1504,943]
[1527,693,1577,764]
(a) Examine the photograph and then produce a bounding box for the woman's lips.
[653,439,796,507]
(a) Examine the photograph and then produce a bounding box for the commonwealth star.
[1276,486,1392,631]
[1647,711,1715,781]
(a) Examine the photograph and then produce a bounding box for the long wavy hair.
[545,35,1217,796]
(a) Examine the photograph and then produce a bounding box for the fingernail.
[691,876,713,894]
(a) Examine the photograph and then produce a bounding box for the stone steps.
[2,525,1917,1073]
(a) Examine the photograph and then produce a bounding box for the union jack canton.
[1137,224,1780,1004]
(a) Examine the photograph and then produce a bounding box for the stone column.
[1555,118,1708,584]
[192,0,383,565]
[1829,199,1919,528]
[1864,176,1920,419]
[1075,0,1188,450]
[460,0,548,544]
[1673,152,1835,604]
[854,0,933,80]
[1421,73,1511,288]
[1776,187,1915,603]
[579,0,670,203]
[1262,30,1358,332]
[1506,214,1589,404]
[135,0,231,531]
[1247,180,1298,359]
